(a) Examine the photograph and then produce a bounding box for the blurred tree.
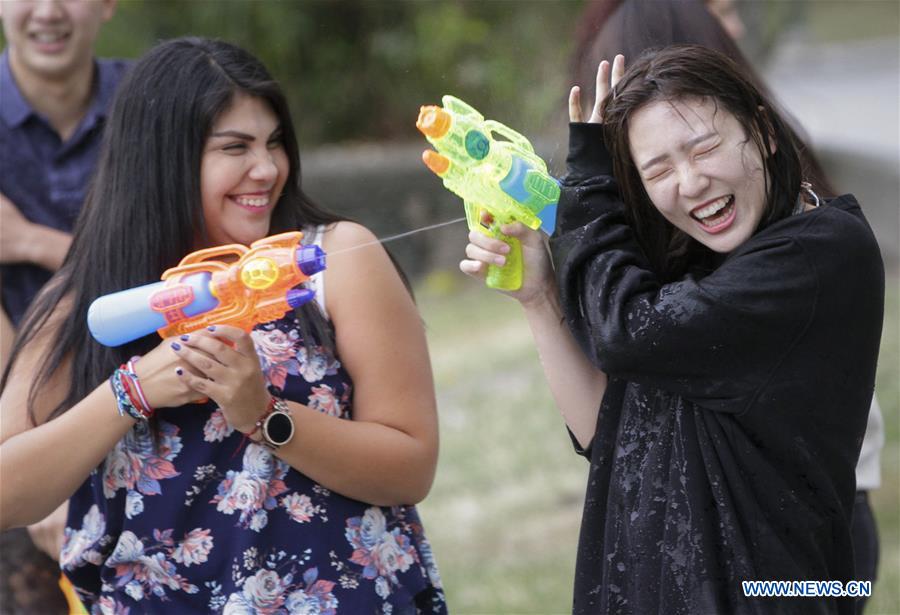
[0,1,816,145]
[85,0,583,144]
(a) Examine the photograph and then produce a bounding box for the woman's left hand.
[171,325,269,433]
[569,54,625,124]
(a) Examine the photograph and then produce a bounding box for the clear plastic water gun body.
[88,231,326,347]
[417,95,559,291]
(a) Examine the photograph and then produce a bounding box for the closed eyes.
[221,136,283,154]
[646,168,672,182]
[694,142,721,159]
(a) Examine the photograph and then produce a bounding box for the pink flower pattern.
[307,383,351,419]
[211,444,290,531]
[345,508,419,598]
[203,409,234,442]
[281,493,319,524]
[104,530,201,601]
[102,420,182,504]
[172,528,214,567]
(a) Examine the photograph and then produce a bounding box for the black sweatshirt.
[549,123,884,615]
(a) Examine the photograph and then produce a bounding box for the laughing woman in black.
[461,46,883,614]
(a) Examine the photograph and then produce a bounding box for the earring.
[800,182,821,208]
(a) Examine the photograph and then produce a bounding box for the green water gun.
[416,95,560,291]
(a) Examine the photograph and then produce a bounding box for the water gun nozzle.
[296,245,327,276]
[416,106,451,139]
[422,150,450,176]
[286,288,316,309]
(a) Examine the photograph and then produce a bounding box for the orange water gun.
[88,231,326,346]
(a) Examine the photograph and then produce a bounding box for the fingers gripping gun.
[88,231,326,347]
[416,95,560,291]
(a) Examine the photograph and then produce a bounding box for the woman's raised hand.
[461,58,628,307]
[133,326,269,432]
[568,54,625,124]
[167,325,270,433]
[460,222,557,308]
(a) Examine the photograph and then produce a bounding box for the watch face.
[265,411,294,445]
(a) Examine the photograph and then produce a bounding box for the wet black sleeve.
[549,123,817,413]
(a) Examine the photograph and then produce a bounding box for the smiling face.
[0,0,115,81]
[628,97,771,254]
[199,92,289,248]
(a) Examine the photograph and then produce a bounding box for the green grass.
[415,272,900,614]
[417,275,584,614]
[868,273,899,615]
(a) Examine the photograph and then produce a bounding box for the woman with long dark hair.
[1,37,445,613]
[569,4,884,612]
[463,46,882,613]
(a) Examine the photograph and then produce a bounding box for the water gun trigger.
[463,201,488,234]
[471,206,510,242]
[479,209,495,229]
[459,201,522,290]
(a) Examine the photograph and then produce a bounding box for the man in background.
[0,0,126,610]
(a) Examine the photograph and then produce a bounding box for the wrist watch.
[258,398,294,450]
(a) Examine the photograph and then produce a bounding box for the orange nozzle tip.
[422,150,450,175]
[416,106,451,138]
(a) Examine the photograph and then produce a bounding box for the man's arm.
[1,193,71,271]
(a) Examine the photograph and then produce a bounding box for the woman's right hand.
[569,54,625,124]
[131,336,208,409]
[460,222,557,308]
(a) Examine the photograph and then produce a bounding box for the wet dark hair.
[600,45,804,278]
[3,37,345,426]
[574,0,741,85]
[572,0,836,193]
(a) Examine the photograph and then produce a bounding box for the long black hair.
[599,45,805,279]
[2,37,345,426]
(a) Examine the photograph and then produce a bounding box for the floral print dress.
[61,247,446,614]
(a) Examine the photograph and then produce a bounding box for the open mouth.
[29,31,70,49]
[691,195,735,231]
[232,196,269,207]
[230,193,273,214]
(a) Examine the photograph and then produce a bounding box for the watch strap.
[259,398,293,450]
